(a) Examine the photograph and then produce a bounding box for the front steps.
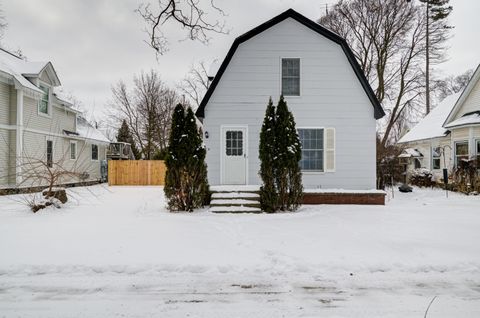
[209,188,261,213]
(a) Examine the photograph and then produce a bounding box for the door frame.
[220,125,248,185]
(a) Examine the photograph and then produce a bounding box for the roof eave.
[195,9,384,120]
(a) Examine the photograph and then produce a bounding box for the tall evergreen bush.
[164,104,210,211]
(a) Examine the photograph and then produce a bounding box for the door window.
[226,131,243,156]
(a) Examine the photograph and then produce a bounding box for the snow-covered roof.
[398,148,423,158]
[76,116,110,144]
[398,93,461,143]
[443,64,480,126]
[207,60,220,79]
[444,111,480,128]
[0,48,61,94]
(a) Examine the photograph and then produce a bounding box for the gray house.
[196,9,384,191]
[0,48,109,189]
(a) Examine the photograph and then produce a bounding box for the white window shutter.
[325,128,335,172]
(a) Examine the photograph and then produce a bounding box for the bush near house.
[164,104,210,212]
[410,168,436,188]
[453,159,479,194]
[259,96,303,212]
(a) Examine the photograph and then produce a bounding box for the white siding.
[0,82,10,125]
[453,77,480,120]
[203,18,377,189]
[23,96,76,134]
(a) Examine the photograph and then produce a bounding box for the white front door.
[222,127,247,185]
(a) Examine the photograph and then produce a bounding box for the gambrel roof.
[195,9,385,120]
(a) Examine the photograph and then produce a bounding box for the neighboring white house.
[196,9,385,190]
[0,48,110,189]
[398,64,480,182]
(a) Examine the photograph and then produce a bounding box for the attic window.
[38,85,49,114]
[281,58,300,96]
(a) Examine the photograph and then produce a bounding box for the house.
[196,9,385,201]
[0,48,110,190]
[398,64,480,182]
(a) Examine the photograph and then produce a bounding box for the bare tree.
[137,0,228,55]
[319,0,450,148]
[433,69,474,101]
[178,60,212,109]
[107,70,181,158]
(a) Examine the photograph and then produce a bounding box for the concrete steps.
[210,190,261,213]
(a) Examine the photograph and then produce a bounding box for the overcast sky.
[2,0,479,119]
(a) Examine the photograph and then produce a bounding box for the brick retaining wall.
[302,192,385,205]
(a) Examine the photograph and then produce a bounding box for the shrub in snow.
[258,98,278,212]
[410,168,435,188]
[259,96,303,212]
[453,158,478,194]
[42,188,68,204]
[164,104,210,212]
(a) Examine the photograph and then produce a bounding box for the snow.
[211,192,260,199]
[210,199,259,204]
[398,93,461,143]
[304,188,386,194]
[444,111,480,128]
[211,185,260,192]
[0,185,479,317]
[398,147,423,158]
[76,116,110,143]
[209,206,262,213]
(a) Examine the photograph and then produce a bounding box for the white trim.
[280,57,302,97]
[37,82,52,118]
[443,64,480,127]
[453,140,469,168]
[297,126,325,173]
[220,125,248,185]
[70,140,77,160]
[91,144,99,161]
[15,89,24,184]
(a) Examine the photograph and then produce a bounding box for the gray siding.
[23,96,76,134]
[203,18,376,189]
[0,82,10,125]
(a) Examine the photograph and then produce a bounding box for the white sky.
[2,0,479,119]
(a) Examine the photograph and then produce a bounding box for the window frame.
[70,141,77,160]
[454,140,469,168]
[37,83,51,117]
[46,139,53,168]
[281,58,301,97]
[476,139,480,170]
[225,130,244,157]
[297,127,325,173]
[91,144,99,161]
[431,146,441,170]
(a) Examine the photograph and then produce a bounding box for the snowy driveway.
[0,186,479,317]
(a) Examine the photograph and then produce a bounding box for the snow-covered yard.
[0,185,479,317]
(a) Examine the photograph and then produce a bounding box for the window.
[46,140,53,168]
[70,141,77,160]
[298,128,324,171]
[226,131,243,156]
[455,141,469,167]
[281,58,300,96]
[92,144,98,160]
[432,147,441,170]
[476,140,480,168]
[38,85,49,114]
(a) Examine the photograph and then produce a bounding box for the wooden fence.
[108,160,166,186]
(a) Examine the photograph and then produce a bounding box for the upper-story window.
[38,85,49,115]
[281,58,300,96]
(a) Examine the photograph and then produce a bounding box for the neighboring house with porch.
[398,64,480,182]
[196,9,385,198]
[0,48,110,189]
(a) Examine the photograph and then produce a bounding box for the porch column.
[15,88,23,185]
